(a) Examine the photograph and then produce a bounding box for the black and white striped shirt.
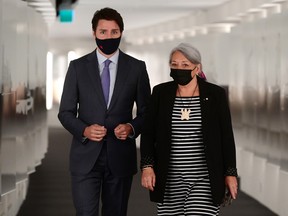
[169,96,208,177]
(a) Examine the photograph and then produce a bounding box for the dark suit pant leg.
[101,171,133,216]
[70,143,133,216]
[70,153,105,216]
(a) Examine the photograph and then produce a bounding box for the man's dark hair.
[91,7,124,32]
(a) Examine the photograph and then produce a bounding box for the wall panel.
[125,8,288,216]
[279,12,288,172]
[0,0,48,214]
[1,0,18,198]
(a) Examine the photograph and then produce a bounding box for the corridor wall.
[228,11,288,216]
[48,1,288,215]
[0,0,48,215]
[125,9,288,216]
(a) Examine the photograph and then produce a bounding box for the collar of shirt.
[96,49,119,67]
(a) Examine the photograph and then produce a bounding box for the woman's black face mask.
[170,66,197,86]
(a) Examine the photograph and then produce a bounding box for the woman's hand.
[141,167,156,191]
[225,176,238,199]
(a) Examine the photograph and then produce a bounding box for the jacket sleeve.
[140,85,160,169]
[128,61,151,138]
[58,61,87,142]
[219,88,238,176]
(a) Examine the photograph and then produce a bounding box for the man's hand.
[114,124,132,140]
[83,124,107,142]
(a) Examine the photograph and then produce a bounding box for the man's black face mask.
[95,37,121,55]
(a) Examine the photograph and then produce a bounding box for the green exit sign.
[59,9,74,22]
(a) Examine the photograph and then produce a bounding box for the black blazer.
[140,76,237,205]
[58,50,151,177]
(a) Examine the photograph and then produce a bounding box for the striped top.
[169,96,209,178]
[158,97,220,216]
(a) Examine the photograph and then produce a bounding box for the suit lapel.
[198,77,211,118]
[198,77,211,145]
[165,82,177,118]
[108,51,129,111]
[86,51,107,108]
[162,82,177,133]
[159,82,177,156]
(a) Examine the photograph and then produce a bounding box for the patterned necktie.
[101,59,111,105]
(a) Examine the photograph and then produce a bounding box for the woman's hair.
[169,43,201,65]
[91,7,124,32]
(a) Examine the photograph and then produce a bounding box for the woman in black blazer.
[140,43,238,215]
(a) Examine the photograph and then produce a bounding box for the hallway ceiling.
[47,0,231,39]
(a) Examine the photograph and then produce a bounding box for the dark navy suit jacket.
[58,50,151,177]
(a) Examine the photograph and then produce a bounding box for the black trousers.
[71,143,133,216]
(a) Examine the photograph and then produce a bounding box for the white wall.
[0,0,49,215]
[125,8,288,216]
[48,1,288,215]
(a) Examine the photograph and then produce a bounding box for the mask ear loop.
[197,70,207,81]
[191,66,198,79]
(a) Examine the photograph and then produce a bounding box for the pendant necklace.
[178,83,198,121]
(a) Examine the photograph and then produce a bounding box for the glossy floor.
[17,127,278,216]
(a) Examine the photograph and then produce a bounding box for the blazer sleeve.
[128,61,151,138]
[140,85,160,168]
[58,61,87,142]
[219,88,238,176]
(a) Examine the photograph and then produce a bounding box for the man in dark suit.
[58,7,151,216]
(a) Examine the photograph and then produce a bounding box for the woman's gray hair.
[169,43,202,65]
